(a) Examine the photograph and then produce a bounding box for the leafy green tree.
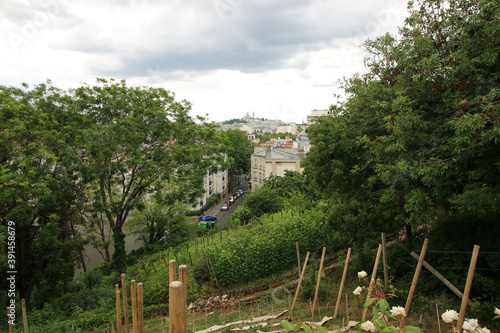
[303,0,500,244]
[263,170,308,198]
[73,79,225,272]
[126,200,193,248]
[242,187,284,218]
[221,128,253,193]
[221,128,253,175]
[0,82,87,309]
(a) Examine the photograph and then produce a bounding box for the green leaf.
[315,326,328,333]
[378,299,390,313]
[279,320,295,331]
[405,326,422,333]
[364,297,377,308]
[302,324,313,333]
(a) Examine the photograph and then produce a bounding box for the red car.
[225,200,232,206]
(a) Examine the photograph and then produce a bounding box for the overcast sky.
[1,0,409,123]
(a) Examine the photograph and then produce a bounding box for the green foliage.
[0,82,88,306]
[242,187,285,218]
[221,128,253,175]
[300,257,327,303]
[209,208,332,286]
[264,170,308,198]
[222,118,247,125]
[303,0,500,243]
[126,200,194,248]
[75,78,226,272]
[279,320,329,333]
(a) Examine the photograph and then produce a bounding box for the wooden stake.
[334,248,352,319]
[207,256,220,289]
[296,242,302,277]
[21,298,28,333]
[410,251,473,306]
[457,245,480,331]
[436,303,442,333]
[169,281,184,333]
[121,274,130,333]
[362,244,383,322]
[138,283,144,333]
[179,265,188,333]
[404,238,429,317]
[131,280,138,333]
[151,261,157,273]
[8,307,14,333]
[381,233,389,290]
[291,252,311,311]
[345,295,349,322]
[170,260,177,282]
[115,286,122,333]
[312,247,327,315]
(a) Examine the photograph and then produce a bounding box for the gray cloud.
[50,0,405,78]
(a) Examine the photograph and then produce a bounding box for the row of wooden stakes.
[101,260,187,333]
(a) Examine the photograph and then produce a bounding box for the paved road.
[205,183,250,229]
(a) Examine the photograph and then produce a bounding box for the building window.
[254,159,257,166]
[254,171,257,180]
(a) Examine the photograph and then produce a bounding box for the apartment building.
[250,136,306,189]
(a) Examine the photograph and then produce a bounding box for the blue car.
[199,215,217,229]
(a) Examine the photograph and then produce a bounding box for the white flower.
[441,309,459,323]
[353,286,363,296]
[495,307,500,316]
[390,306,406,317]
[360,320,377,332]
[463,319,479,331]
[358,271,368,278]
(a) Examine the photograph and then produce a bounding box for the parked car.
[225,200,232,206]
[221,203,229,211]
[199,215,217,229]
[228,196,235,203]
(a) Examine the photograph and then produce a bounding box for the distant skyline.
[1,0,409,123]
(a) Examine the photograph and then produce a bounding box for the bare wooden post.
[115,285,123,333]
[410,251,473,306]
[21,298,28,333]
[169,281,184,333]
[312,247,327,315]
[296,242,302,277]
[131,280,138,333]
[457,245,480,331]
[138,283,144,333]
[151,261,157,273]
[334,248,352,319]
[291,252,311,311]
[169,260,177,282]
[345,295,349,322]
[436,303,442,333]
[207,256,220,289]
[404,238,429,317]
[121,274,130,333]
[362,244,383,322]
[179,265,188,333]
[8,307,14,333]
[381,233,389,290]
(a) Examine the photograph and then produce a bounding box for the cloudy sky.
[1,0,409,123]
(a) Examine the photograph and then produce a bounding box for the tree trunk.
[111,228,127,273]
[405,224,413,245]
